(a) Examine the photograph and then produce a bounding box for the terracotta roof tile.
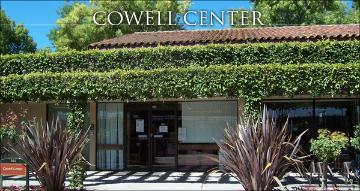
[89,24,360,49]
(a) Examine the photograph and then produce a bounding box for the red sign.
[0,163,27,176]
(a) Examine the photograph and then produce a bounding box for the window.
[47,104,91,162]
[47,104,69,126]
[264,100,314,150]
[178,101,237,169]
[96,103,124,170]
[263,99,360,151]
[315,99,359,137]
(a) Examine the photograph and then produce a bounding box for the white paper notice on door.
[136,119,144,132]
[178,127,186,142]
[159,125,168,133]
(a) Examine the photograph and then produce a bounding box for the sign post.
[0,158,29,191]
[0,174,2,189]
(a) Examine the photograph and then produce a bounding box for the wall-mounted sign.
[159,125,168,133]
[136,119,144,132]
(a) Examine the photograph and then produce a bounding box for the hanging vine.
[67,99,88,189]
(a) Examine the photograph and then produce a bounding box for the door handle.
[154,134,163,138]
[137,134,148,139]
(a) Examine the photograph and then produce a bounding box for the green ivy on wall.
[67,100,88,189]
[1,63,359,113]
[67,100,87,133]
[0,40,359,76]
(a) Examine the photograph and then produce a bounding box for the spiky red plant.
[215,113,307,190]
[8,119,89,191]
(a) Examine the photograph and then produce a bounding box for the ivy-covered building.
[0,24,359,171]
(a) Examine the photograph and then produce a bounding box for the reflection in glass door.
[315,100,357,137]
[264,99,360,152]
[126,103,177,169]
[97,103,124,170]
[264,100,314,151]
[151,105,176,167]
[127,110,149,167]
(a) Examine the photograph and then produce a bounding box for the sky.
[1,0,252,50]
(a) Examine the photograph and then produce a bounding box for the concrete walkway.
[2,171,360,190]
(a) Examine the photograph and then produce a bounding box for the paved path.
[2,171,359,190]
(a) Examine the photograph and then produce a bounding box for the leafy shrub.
[310,129,349,162]
[68,160,88,189]
[310,129,349,188]
[215,113,307,191]
[351,124,360,151]
[0,127,16,144]
[0,63,359,114]
[0,108,27,155]
[0,40,358,76]
[7,118,90,191]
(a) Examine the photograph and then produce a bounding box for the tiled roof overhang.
[89,24,360,49]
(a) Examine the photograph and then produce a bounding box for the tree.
[233,0,359,27]
[49,0,190,51]
[0,9,36,54]
[353,0,360,9]
[36,47,52,53]
[310,129,349,189]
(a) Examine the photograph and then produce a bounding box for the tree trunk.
[321,161,328,189]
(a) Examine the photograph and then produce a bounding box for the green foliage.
[67,100,88,189]
[1,63,359,113]
[310,128,349,188]
[310,129,349,163]
[0,40,358,76]
[351,124,360,151]
[8,118,89,191]
[0,113,17,143]
[237,0,359,27]
[48,0,190,51]
[0,127,17,144]
[0,108,27,155]
[36,47,53,54]
[0,9,36,54]
[67,100,87,133]
[68,160,87,189]
[354,0,360,9]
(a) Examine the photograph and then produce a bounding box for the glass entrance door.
[127,109,150,167]
[126,103,177,169]
[151,105,177,168]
